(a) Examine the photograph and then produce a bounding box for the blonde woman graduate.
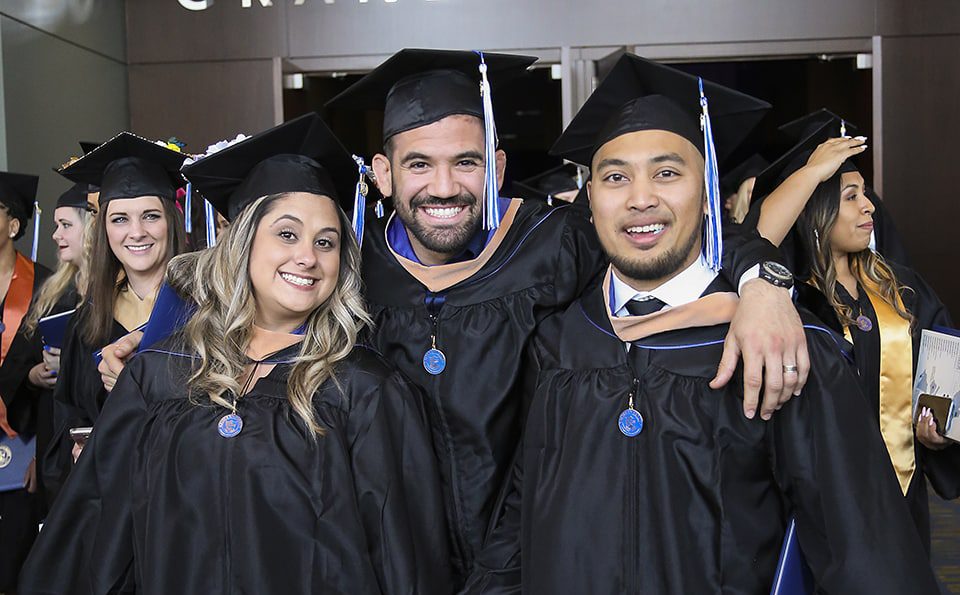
[20,113,453,595]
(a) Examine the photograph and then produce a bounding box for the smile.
[125,244,154,253]
[626,223,666,235]
[421,205,465,219]
[280,272,316,287]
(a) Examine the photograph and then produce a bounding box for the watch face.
[763,261,792,281]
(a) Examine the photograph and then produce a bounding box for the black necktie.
[625,297,666,317]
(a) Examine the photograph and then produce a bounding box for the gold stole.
[602,267,740,342]
[386,198,523,293]
[0,253,36,365]
[114,283,158,333]
[844,283,915,495]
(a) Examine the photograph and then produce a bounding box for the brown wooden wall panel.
[128,59,280,153]
[878,34,960,318]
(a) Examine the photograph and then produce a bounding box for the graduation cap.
[0,172,39,241]
[752,120,860,202]
[55,183,94,210]
[513,163,587,205]
[327,48,537,231]
[58,132,186,207]
[181,112,366,241]
[778,108,857,142]
[721,154,769,197]
[551,53,771,270]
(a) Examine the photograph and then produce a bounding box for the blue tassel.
[351,155,368,248]
[204,199,217,248]
[184,182,193,234]
[30,201,40,261]
[475,50,501,231]
[698,78,723,272]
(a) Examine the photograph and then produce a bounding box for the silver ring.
[782,365,798,374]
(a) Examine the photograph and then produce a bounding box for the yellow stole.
[844,282,915,495]
[602,267,740,342]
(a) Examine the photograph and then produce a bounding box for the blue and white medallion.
[218,413,243,438]
[423,348,447,375]
[618,407,644,437]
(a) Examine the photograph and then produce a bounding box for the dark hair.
[81,197,187,346]
[795,173,912,327]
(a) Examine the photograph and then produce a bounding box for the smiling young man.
[463,54,940,595]
[323,48,815,585]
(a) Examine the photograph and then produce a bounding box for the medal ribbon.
[1,253,35,365]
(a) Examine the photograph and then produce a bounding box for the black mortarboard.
[58,132,186,206]
[56,183,93,210]
[778,108,857,142]
[326,48,537,141]
[513,163,587,204]
[752,120,860,202]
[721,154,769,197]
[180,113,358,222]
[550,54,771,167]
[0,172,38,240]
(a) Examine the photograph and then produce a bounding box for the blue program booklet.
[38,308,76,349]
[770,517,814,595]
[0,434,36,492]
[139,283,195,352]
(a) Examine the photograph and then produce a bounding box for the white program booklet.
[913,329,960,441]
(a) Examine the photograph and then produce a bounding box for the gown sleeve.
[550,205,607,305]
[768,329,942,594]
[346,368,456,595]
[19,353,148,595]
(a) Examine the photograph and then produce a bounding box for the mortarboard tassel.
[204,199,217,248]
[375,199,385,219]
[476,51,501,231]
[30,201,41,261]
[351,155,369,247]
[698,77,723,272]
[184,182,193,234]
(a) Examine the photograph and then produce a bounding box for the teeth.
[280,272,315,287]
[626,224,666,234]
[126,244,152,252]
[424,206,463,219]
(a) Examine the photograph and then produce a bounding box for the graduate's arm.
[712,227,808,420]
[769,331,941,594]
[19,355,147,595]
[756,137,867,246]
[347,370,455,595]
[551,205,606,306]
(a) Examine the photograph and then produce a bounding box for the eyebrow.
[272,214,303,226]
[596,158,629,170]
[452,150,484,162]
[649,152,686,165]
[399,151,432,164]
[841,183,861,193]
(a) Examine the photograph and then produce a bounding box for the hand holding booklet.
[37,308,75,349]
[912,328,960,442]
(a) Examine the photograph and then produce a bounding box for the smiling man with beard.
[463,53,940,595]
[325,48,817,587]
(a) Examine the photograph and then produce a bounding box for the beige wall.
[1,2,128,268]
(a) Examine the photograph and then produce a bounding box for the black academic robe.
[795,262,960,550]
[465,279,940,594]
[42,306,129,501]
[20,340,453,595]
[0,257,50,591]
[362,198,783,582]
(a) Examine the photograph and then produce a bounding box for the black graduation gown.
[0,258,50,591]
[465,279,940,594]
[42,306,130,501]
[361,200,777,581]
[20,341,454,595]
[795,263,960,551]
